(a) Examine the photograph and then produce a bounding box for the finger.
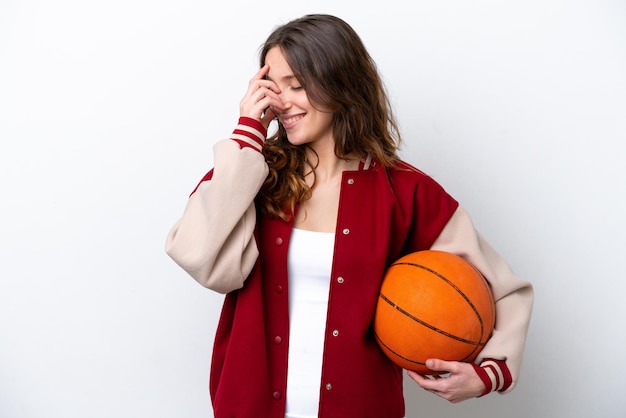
[248,66,281,95]
[255,89,284,113]
[407,371,435,389]
[240,86,283,120]
[425,358,457,375]
[247,81,280,98]
[251,64,270,82]
[258,80,281,95]
[407,371,445,397]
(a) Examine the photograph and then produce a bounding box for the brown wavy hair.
[258,14,402,220]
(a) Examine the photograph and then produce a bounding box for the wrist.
[238,117,267,137]
[471,358,513,397]
[231,117,267,151]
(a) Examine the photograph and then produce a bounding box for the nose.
[277,89,293,111]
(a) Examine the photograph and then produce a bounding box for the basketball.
[373,250,495,375]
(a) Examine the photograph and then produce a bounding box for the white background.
[1,0,625,417]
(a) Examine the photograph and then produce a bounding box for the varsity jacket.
[166,118,534,418]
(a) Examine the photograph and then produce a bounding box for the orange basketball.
[373,250,495,375]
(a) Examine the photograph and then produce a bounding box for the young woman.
[166,14,533,418]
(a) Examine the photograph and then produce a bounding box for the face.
[265,47,334,149]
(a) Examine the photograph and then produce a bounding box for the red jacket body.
[209,160,458,417]
[166,119,533,417]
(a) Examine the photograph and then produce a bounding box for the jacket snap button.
[347,178,355,184]
[274,336,282,344]
[325,383,332,391]
[275,237,284,245]
[337,277,344,284]
[272,391,282,399]
[342,228,350,235]
[332,330,339,337]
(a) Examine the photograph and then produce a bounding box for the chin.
[285,135,309,146]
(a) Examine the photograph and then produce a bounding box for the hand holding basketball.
[407,359,486,403]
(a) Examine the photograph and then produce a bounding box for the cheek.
[317,112,334,130]
[295,96,312,110]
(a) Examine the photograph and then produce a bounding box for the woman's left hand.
[407,359,486,403]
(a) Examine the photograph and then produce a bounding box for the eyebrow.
[266,74,298,82]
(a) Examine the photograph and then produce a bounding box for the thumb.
[260,107,277,130]
[425,358,455,375]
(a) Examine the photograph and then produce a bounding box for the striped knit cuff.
[471,358,513,397]
[231,117,267,152]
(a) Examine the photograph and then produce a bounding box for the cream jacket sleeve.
[430,206,534,392]
[165,120,267,293]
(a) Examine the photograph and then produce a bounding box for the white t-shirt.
[285,228,335,418]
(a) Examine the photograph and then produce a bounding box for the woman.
[166,14,533,418]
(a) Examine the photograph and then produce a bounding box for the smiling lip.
[281,113,305,129]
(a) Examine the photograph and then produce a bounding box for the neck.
[305,145,358,183]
